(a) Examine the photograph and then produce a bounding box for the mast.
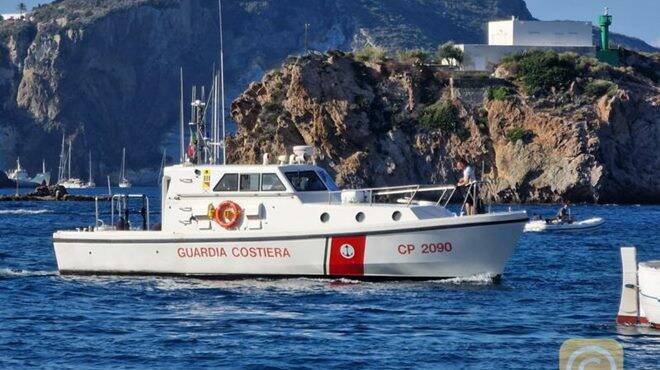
[42,159,46,174]
[179,67,185,164]
[158,149,166,185]
[58,133,65,183]
[218,0,227,165]
[88,151,93,183]
[67,140,72,179]
[121,147,126,179]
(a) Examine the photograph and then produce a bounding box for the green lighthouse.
[596,7,619,65]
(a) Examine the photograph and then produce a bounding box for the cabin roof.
[164,163,323,173]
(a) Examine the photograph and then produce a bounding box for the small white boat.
[118,147,131,188]
[524,217,604,232]
[617,247,660,329]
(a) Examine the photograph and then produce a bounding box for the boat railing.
[326,184,457,207]
[458,181,492,215]
[93,194,150,231]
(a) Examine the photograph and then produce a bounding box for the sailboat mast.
[58,133,65,183]
[88,151,92,183]
[42,159,45,174]
[121,148,126,179]
[218,0,227,165]
[67,140,72,179]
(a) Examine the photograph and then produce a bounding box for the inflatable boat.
[523,217,604,232]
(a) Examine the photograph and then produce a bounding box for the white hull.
[53,214,526,279]
[59,179,90,189]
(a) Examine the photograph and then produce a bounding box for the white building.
[457,17,595,71]
[488,18,592,47]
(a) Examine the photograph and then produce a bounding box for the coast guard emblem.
[339,244,355,259]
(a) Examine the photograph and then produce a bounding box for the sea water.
[0,187,658,369]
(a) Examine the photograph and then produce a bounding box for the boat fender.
[207,204,216,219]
[214,200,242,229]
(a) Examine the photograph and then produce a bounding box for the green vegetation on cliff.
[419,101,460,132]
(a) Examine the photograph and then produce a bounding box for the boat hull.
[53,216,526,279]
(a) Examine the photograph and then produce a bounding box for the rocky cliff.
[0,0,657,182]
[227,50,660,203]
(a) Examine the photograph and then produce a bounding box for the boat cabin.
[160,163,456,234]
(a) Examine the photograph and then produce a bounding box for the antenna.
[218,0,227,165]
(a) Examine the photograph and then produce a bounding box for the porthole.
[392,211,402,221]
[320,212,330,223]
[355,212,365,222]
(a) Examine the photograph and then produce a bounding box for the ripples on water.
[0,188,658,369]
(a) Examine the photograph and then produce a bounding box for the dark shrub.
[419,101,460,132]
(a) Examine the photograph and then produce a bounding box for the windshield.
[317,169,339,191]
[284,171,327,192]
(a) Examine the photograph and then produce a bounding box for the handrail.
[458,181,489,215]
[326,183,458,207]
[95,194,150,231]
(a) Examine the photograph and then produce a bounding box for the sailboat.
[118,147,131,188]
[85,151,95,188]
[58,138,86,189]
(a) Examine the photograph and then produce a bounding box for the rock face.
[228,51,660,203]
[0,0,656,180]
[0,0,533,178]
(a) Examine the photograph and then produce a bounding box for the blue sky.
[525,0,660,47]
[2,0,659,47]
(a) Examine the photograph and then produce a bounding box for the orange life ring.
[214,200,242,229]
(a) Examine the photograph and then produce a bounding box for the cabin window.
[285,171,327,192]
[261,173,286,191]
[214,173,238,192]
[317,169,339,191]
[240,173,260,192]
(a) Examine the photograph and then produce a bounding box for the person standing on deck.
[456,159,477,215]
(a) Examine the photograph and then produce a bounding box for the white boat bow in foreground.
[617,246,660,329]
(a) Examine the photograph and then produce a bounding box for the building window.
[214,173,238,192]
[261,173,286,191]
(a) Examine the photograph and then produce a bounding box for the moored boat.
[118,147,131,188]
[5,158,51,187]
[57,135,90,189]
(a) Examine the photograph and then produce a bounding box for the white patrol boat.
[52,145,528,280]
[52,14,527,279]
